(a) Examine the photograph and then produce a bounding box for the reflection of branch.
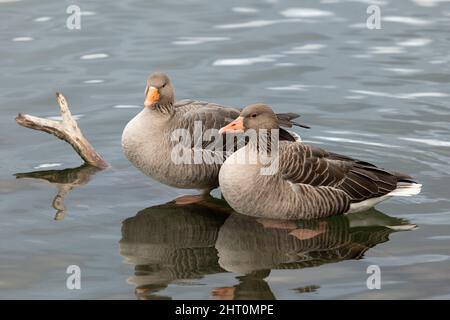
[15,92,108,169]
[15,164,100,220]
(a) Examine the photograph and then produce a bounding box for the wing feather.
[278,142,407,203]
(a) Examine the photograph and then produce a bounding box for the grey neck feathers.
[153,103,175,116]
[248,129,279,155]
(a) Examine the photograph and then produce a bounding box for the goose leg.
[174,189,211,205]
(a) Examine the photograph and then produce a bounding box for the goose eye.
[161,83,166,88]
[251,113,257,118]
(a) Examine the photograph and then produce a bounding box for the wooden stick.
[15,92,109,169]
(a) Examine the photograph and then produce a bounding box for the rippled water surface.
[1,0,450,299]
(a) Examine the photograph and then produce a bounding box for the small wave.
[33,163,62,169]
[365,254,449,267]
[428,235,450,240]
[345,95,366,100]
[80,11,96,16]
[398,38,432,47]
[313,136,397,148]
[213,55,277,66]
[350,90,449,100]
[80,53,109,60]
[284,43,326,54]
[399,138,450,147]
[275,62,297,67]
[382,16,432,25]
[280,8,334,18]
[84,79,104,84]
[325,130,378,138]
[47,114,84,121]
[215,19,301,29]
[232,7,259,13]
[172,37,229,45]
[384,68,422,74]
[412,0,450,8]
[369,46,405,54]
[34,16,52,22]
[268,84,336,91]
[12,37,33,42]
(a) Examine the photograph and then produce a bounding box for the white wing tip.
[388,183,422,197]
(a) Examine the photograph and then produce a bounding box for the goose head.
[219,103,279,134]
[144,72,175,109]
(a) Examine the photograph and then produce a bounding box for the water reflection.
[14,164,100,220]
[120,198,231,300]
[120,198,415,300]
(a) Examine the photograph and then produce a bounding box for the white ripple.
[382,16,432,26]
[80,11,96,16]
[12,37,33,42]
[284,43,326,54]
[345,95,366,100]
[325,130,378,138]
[34,163,62,169]
[365,254,449,267]
[413,0,450,7]
[399,138,450,147]
[47,114,84,121]
[313,136,397,148]
[350,90,449,100]
[84,79,104,84]
[215,19,305,29]
[429,59,447,64]
[349,23,368,29]
[369,46,405,54]
[34,16,52,22]
[268,84,336,91]
[80,53,109,60]
[172,37,229,45]
[428,235,450,240]
[280,8,334,18]
[352,54,373,59]
[384,68,422,74]
[213,55,277,66]
[349,0,389,4]
[405,92,449,98]
[398,38,432,47]
[232,7,259,13]
[275,62,297,67]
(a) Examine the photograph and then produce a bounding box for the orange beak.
[219,116,245,134]
[144,86,160,108]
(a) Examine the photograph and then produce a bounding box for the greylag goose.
[218,104,422,220]
[122,73,305,201]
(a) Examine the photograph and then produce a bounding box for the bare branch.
[15,92,109,169]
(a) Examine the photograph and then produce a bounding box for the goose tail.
[387,182,422,197]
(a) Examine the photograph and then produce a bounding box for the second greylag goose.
[122,73,305,199]
[218,104,422,220]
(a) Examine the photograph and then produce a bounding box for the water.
[1,0,450,299]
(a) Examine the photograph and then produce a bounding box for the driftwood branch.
[15,92,109,169]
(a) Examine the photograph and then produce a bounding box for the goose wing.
[278,142,406,203]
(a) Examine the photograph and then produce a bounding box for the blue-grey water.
[1,0,450,299]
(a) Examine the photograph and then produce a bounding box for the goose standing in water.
[218,104,422,220]
[122,73,305,203]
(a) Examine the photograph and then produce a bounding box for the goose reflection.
[120,198,231,299]
[14,164,100,220]
[120,198,416,300]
